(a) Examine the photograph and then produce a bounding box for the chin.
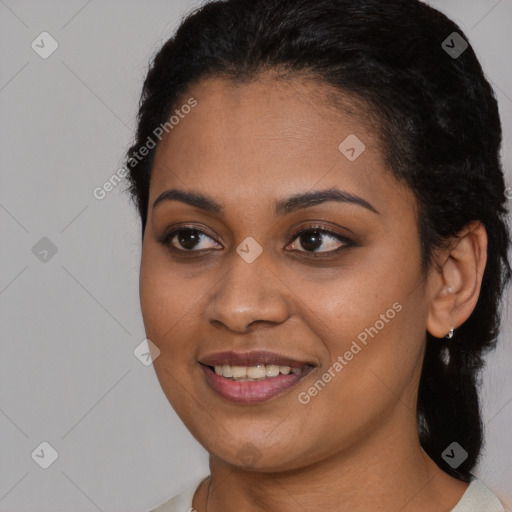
[200,435,315,473]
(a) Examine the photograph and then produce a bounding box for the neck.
[195,409,468,512]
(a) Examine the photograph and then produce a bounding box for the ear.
[426,221,488,338]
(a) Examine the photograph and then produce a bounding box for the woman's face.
[139,75,431,472]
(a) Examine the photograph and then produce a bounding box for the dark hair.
[124,0,511,481]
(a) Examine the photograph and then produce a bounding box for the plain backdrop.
[0,1,511,511]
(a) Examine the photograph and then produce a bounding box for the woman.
[124,0,510,510]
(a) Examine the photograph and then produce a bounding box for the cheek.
[138,245,205,415]
[280,255,410,352]
[139,243,202,345]
[289,251,426,408]
[285,224,420,334]
[288,304,424,462]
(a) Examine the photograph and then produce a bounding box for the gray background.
[0,1,511,510]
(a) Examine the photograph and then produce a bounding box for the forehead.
[149,74,411,215]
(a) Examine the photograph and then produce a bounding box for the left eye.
[287,227,351,254]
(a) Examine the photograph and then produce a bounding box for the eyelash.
[157,224,355,257]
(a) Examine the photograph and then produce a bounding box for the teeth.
[231,366,247,379]
[212,364,303,380]
[266,365,280,377]
[247,364,266,379]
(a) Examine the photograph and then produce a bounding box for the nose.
[205,250,290,333]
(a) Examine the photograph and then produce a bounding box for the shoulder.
[150,474,505,511]
[150,475,209,512]
[451,476,505,512]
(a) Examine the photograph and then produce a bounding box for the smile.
[212,363,302,380]
[199,364,315,404]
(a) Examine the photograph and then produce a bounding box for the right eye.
[158,227,222,252]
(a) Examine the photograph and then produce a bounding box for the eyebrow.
[275,188,379,215]
[152,187,379,216]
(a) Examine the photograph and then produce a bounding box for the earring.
[445,327,454,339]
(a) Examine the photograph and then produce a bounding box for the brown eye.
[159,227,221,252]
[287,227,353,254]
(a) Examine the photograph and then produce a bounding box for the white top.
[151,474,505,512]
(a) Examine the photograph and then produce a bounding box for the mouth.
[208,363,303,380]
[198,350,316,403]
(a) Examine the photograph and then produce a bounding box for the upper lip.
[199,350,314,368]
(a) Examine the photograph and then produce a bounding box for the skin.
[139,74,487,512]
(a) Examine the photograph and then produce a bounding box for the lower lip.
[200,364,312,404]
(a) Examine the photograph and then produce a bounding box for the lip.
[200,364,315,403]
[199,350,313,368]
[198,350,316,404]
